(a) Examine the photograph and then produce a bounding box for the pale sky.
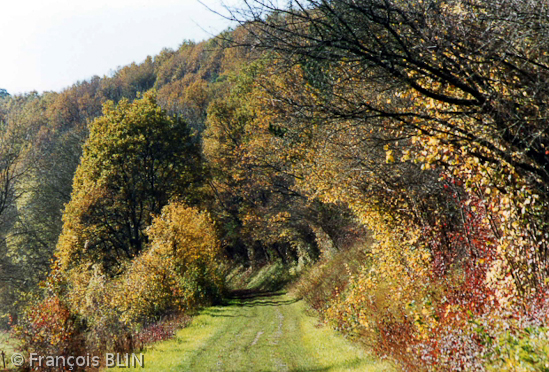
[0,0,237,95]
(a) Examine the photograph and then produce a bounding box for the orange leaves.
[14,295,84,360]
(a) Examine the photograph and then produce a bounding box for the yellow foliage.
[116,202,224,324]
[63,202,224,328]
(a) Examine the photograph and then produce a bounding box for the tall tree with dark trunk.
[57,92,202,276]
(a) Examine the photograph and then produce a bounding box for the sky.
[0,0,237,95]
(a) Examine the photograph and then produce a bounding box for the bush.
[291,240,370,314]
[486,326,549,372]
[14,202,224,369]
[116,202,225,324]
[14,296,85,369]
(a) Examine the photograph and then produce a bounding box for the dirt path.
[118,291,394,372]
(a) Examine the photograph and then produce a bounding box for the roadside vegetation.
[1,0,549,370]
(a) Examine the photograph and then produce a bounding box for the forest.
[1,0,549,370]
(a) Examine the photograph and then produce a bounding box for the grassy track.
[113,291,394,372]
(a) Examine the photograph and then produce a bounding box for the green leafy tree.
[57,91,202,276]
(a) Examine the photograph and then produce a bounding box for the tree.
[203,62,362,263]
[228,0,549,183]
[57,92,202,276]
[224,0,549,288]
[0,94,45,326]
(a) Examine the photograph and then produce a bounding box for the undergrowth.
[226,260,300,292]
[292,238,549,371]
